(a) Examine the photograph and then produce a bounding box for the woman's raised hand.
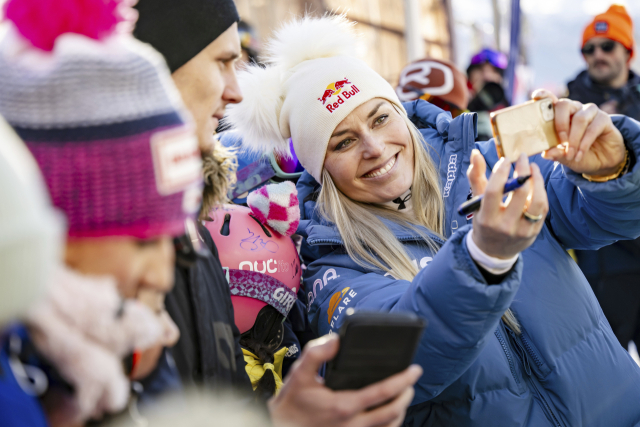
[532,89,627,177]
[467,150,548,259]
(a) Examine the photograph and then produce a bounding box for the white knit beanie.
[224,15,404,183]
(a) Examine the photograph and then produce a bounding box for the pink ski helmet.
[206,182,301,334]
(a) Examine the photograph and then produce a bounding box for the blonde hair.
[317,110,520,333]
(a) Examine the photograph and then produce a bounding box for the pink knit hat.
[0,0,203,238]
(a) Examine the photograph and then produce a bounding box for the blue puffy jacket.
[296,100,640,427]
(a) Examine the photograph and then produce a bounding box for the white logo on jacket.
[443,154,457,198]
[307,268,340,311]
[285,344,299,358]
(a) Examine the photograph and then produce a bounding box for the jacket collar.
[573,69,640,93]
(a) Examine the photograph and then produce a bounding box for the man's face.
[171,23,243,151]
[583,37,630,85]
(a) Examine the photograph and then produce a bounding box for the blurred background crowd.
[229,0,640,99]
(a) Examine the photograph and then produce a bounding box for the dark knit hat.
[133,0,240,73]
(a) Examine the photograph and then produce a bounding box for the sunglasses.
[581,40,616,55]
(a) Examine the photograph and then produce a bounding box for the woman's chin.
[374,178,412,203]
[355,183,411,204]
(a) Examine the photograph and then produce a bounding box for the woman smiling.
[226,15,640,427]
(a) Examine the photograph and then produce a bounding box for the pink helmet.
[206,182,301,334]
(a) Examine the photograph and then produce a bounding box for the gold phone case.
[490,99,559,159]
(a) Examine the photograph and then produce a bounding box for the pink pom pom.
[4,0,124,51]
[247,182,300,237]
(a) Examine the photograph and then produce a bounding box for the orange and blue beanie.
[582,4,634,58]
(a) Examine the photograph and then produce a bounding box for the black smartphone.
[324,311,426,391]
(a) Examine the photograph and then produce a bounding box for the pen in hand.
[457,175,532,216]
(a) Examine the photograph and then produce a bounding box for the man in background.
[567,5,640,354]
[567,5,640,119]
[466,48,510,140]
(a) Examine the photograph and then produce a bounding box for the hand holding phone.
[530,90,626,178]
[268,333,423,427]
[324,312,426,391]
[492,92,627,179]
[491,98,560,160]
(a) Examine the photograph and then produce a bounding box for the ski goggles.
[470,49,508,70]
[230,138,304,201]
[273,139,305,174]
[581,40,617,55]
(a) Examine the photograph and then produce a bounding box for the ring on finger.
[522,209,543,223]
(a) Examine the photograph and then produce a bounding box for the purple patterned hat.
[0,3,203,239]
[228,269,297,318]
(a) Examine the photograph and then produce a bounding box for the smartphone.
[324,311,426,391]
[490,98,560,160]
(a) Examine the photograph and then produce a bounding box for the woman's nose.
[361,135,385,159]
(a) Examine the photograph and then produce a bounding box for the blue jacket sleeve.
[306,226,522,400]
[476,115,640,250]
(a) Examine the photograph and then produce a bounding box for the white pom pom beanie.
[223,15,404,183]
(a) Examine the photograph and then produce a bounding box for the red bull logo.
[317,77,360,114]
[318,89,335,105]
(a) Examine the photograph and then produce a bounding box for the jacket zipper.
[307,238,344,246]
[494,327,521,385]
[505,326,563,427]
[520,333,544,370]
[309,234,446,247]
